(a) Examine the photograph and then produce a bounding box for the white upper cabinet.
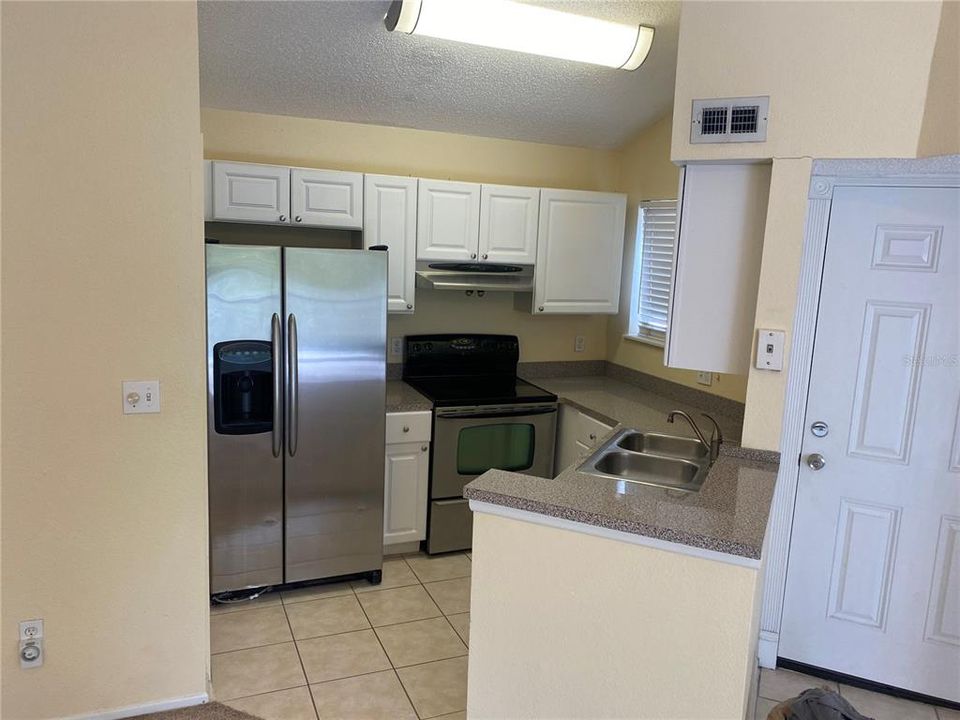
[665,163,771,375]
[479,184,540,264]
[364,174,417,314]
[533,189,627,314]
[212,161,291,224]
[291,168,363,229]
[417,179,481,261]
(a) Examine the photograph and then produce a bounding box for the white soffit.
[198,0,679,149]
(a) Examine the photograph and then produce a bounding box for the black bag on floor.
[770,688,872,720]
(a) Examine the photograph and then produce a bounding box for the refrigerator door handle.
[271,313,282,457]
[287,313,299,457]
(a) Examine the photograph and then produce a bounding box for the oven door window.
[457,423,535,474]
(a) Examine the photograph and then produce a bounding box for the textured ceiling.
[198,1,679,149]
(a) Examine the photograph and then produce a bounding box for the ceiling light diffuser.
[384,0,655,71]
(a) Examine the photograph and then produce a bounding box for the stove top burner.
[402,334,556,408]
[404,376,556,408]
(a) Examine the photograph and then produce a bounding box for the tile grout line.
[283,592,321,720]
[354,557,423,719]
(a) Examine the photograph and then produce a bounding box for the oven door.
[432,403,557,499]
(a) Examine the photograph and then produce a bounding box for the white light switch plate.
[122,380,160,414]
[755,330,785,371]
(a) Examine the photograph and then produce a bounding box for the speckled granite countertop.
[465,375,779,560]
[385,381,431,414]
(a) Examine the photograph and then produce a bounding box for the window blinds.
[635,200,678,345]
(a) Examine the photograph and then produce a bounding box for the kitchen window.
[627,199,678,347]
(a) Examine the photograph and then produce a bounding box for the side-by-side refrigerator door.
[284,247,387,583]
[207,244,284,593]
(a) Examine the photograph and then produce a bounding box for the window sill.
[623,333,665,349]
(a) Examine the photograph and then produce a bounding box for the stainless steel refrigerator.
[206,244,387,594]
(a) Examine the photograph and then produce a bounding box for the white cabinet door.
[665,163,771,374]
[479,184,540,264]
[579,412,614,448]
[291,168,363,229]
[384,441,430,546]
[417,179,481,261]
[554,404,614,475]
[212,161,290,224]
[365,175,417,313]
[534,189,627,314]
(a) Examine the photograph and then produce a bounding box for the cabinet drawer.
[386,411,432,444]
[577,411,615,447]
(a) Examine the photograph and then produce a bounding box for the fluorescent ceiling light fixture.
[384,0,655,71]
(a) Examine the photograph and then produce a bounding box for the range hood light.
[384,0,655,71]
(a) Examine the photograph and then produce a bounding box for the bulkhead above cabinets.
[204,159,628,317]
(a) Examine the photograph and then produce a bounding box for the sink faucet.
[667,411,723,461]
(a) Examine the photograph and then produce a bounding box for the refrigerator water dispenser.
[214,340,273,434]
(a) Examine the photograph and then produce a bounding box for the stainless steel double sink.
[577,428,712,492]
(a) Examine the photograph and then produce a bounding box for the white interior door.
[780,185,960,701]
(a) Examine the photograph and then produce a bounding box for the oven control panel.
[404,334,519,378]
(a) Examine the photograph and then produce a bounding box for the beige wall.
[918,0,960,157]
[672,0,950,449]
[202,108,618,365]
[468,511,761,719]
[607,114,748,402]
[1,3,208,718]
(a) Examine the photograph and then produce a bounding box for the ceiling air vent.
[691,96,769,144]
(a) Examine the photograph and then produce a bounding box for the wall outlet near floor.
[19,619,43,669]
[390,337,403,357]
[696,371,713,386]
[574,336,585,353]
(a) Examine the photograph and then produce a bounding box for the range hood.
[415,262,534,292]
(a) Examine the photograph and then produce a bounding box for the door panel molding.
[871,224,942,272]
[924,515,960,647]
[950,398,960,473]
[847,301,929,464]
[826,499,901,629]
[757,156,960,670]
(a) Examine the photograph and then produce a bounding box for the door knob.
[810,421,829,438]
[279,214,287,222]
[806,453,826,471]
[295,215,302,223]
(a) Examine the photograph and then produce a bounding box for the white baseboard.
[64,692,208,720]
[758,632,779,669]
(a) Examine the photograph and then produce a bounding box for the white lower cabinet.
[554,403,614,475]
[384,412,432,547]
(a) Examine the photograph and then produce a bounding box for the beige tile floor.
[756,667,958,720]
[210,552,471,720]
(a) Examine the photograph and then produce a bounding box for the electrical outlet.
[390,337,403,357]
[122,380,160,414]
[19,619,43,669]
[574,336,585,353]
[696,371,713,386]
